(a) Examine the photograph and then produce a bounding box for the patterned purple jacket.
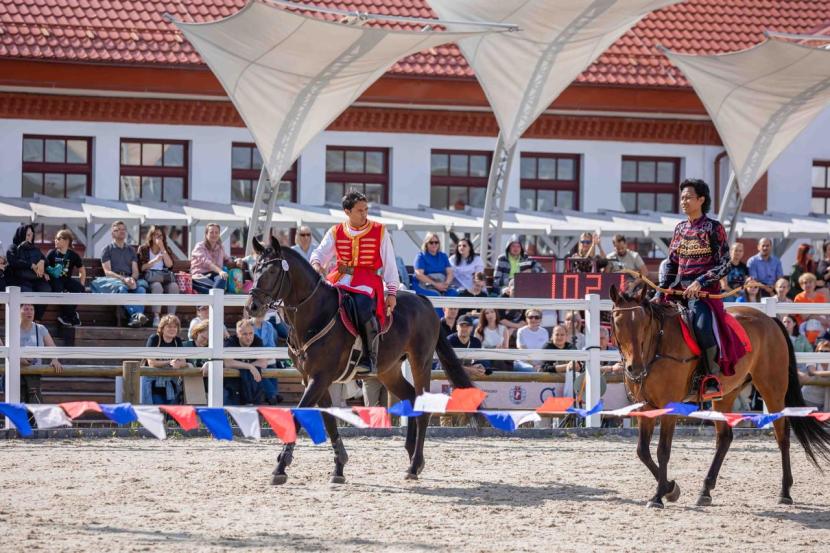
[659,215,730,291]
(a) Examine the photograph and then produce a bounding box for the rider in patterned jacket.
[658,179,731,400]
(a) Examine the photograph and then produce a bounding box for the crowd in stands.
[2,220,829,412]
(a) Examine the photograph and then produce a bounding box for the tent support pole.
[245,166,270,255]
[717,170,743,243]
[480,132,517,267]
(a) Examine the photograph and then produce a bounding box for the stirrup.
[700,375,723,401]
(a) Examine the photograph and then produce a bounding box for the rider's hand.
[683,281,702,299]
[385,294,397,316]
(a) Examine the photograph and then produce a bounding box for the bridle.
[249,254,323,315]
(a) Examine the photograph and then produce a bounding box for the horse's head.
[247,234,290,318]
[609,284,656,379]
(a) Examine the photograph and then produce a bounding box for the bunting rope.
[1,389,827,442]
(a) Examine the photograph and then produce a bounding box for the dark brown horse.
[247,236,474,484]
[609,285,830,508]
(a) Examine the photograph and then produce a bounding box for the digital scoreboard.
[513,272,627,299]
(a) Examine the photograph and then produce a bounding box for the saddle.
[333,288,393,384]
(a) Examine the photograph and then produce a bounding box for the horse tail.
[435,324,475,389]
[773,317,830,469]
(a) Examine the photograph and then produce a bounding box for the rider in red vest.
[310,192,399,374]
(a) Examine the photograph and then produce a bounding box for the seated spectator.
[782,315,813,363]
[816,241,830,293]
[449,238,485,293]
[411,232,459,298]
[90,220,149,328]
[735,279,762,303]
[190,223,239,294]
[224,319,268,405]
[801,339,830,410]
[494,236,543,290]
[440,307,459,337]
[291,225,314,262]
[142,315,187,405]
[497,279,525,339]
[0,250,7,291]
[137,225,180,327]
[569,232,606,273]
[793,273,827,327]
[475,307,509,371]
[789,243,816,299]
[541,324,579,373]
[564,311,585,350]
[19,303,62,402]
[6,224,51,320]
[188,304,230,340]
[45,229,85,327]
[721,242,748,302]
[447,314,489,376]
[458,271,490,318]
[184,319,210,369]
[607,234,647,283]
[252,313,280,405]
[774,277,793,306]
[515,309,549,372]
[747,237,783,296]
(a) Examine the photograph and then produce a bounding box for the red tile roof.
[1,0,829,88]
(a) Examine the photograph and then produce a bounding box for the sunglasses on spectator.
[579,240,592,245]
[428,241,440,245]
[527,315,541,320]
[298,233,311,237]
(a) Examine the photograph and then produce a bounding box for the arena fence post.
[207,288,225,408]
[3,287,21,429]
[760,296,779,426]
[584,293,602,428]
[121,361,141,404]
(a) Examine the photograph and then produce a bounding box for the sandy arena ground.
[0,434,828,552]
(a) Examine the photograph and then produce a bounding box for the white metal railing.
[2,287,830,429]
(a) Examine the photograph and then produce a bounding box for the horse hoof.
[404,472,418,481]
[665,481,681,503]
[271,473,288,486]
[646,500,664,509]
[779,496,794,505]
[330,475,346,485]
[696,495,712,507]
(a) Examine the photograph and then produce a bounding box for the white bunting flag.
[511,411,542,427]
[26,405,72,429]
[321,408,368,429]
[779,407,817,417]
[600,403,646,417]
[226,407,262,440]
[687,410,728,422]
[133,406,166,440]
[413,393,451,414]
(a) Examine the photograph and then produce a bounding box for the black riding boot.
[702,346,723,400]
[356,317,379,375]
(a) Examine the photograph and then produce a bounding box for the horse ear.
[637,283,649,304]
[252,237,264,255]
[609,285,620,304]
[270,233,281,253]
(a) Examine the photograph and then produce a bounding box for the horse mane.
[279,244,320,281]
[618,290,679,325]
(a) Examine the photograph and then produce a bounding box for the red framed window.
[620,156,680,213]
[430,149,491,210]
[231,143,298,203]
[519,153,580,210]
[119,139,188,203]
[325,146,389,204]
[811,161,830,214]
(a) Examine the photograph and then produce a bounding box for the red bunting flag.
[723,413,746,427]
[353,407,391,428]
[446,388,488,412]
[258,407,297,443]
[160,405,199,431]
[59,401,102,419]
[630,408,671,419]
[809,412,830,422]
[536,397,574,414]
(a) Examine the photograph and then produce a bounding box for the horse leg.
[637,417,659,481]
[772,417,794,504]
[647,416,677,509]
[697,390,739,506]
[272,377,330,486]
[318,391,349,484]
[380,372,418,461]
[404,356,433,480]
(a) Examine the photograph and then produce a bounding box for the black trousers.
[50,277,84,319]
[18,279,51,320]
[687,297,716,350]
[351,292,376,326]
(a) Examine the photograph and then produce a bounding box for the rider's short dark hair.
[342,191,368,211]
[679,178,712,213]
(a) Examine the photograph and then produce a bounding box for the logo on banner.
[539,387,557,402]
[508,385,527,405]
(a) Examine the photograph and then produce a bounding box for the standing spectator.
[449,238,485,293]
[541,325,579,373]
[252,313,280,405]
[446,315,489,376]
[137,225,180,327]
[606,234,647,279]
[788,243,817,299]
[493,236,543,290]
[45,229,85,327]
[142,315,187,405]
[569,232,606,273]
[774,277,793,306]
[6,224,51,320]
[720,242,748,302]
[188,304,230,340]
[515,309,549,371]
[91,220,148,328]
[291,225,314,262]
[815,241,830,293]
[411,232,459,298]
[747,237,783,294]
[224,319,268,405]
[190,223,237,294]
[19,303,62,402]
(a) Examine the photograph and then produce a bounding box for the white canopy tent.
[662,38,830,234]
[428,0,682,264]
[173,0,501,253]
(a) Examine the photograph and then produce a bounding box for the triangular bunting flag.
[258,407,297,443]
[780,407,817,417]
[160,405,199,431]
[292,409,327,444]
[723,413,747,427]
[353,406,391,428]
[413,393,451,414]
[482,411,517,432]
[688,410,727,422]
[196,408,234,441]
[226,407,262,440]
[100,403,138,425]
[536,397,574,414]
[133,406,166,439]
[321,408,368,429]
[27,405,72,429]
[567,401,604,418]
[59,401,102,419]
[665,402,699,417]
[630,408,672,419]
[0,403,33,437]
[388,399,423,418]
[749,413,781,428]
[446,388,487,412]
[809,412,830,422]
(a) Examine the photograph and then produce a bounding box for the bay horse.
[246,236,475,484]
[609,285,830,508]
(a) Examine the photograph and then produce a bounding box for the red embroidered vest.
[326,221,386,322]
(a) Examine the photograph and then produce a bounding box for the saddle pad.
[679,312,752,358]
[679,318,702,356]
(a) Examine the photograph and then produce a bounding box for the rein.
[620,269,742,300]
